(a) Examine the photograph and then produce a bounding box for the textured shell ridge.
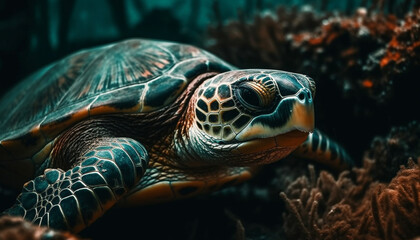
[0,39,232,162]
[0,46,104,140]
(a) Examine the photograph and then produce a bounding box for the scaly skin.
[5,138,148,232]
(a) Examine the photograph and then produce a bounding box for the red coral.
[280,158,420,240]
[280,121,420,239]
[362,159,420,239]
[381,9,420,69]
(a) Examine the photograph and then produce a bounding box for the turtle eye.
[237,81,276,109]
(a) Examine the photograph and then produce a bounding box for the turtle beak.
[232,88,313,159]
[236,87,314,141]
[287,88,315,133]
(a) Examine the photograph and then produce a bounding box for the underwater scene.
[0,0,419,239]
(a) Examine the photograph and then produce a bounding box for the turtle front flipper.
[3,137,148,233]
[292,129,354,170]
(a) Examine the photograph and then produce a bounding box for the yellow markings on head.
[288,100,314,132]
[235,123,267,141]
[268,100,314,137]
[237,98,314,141]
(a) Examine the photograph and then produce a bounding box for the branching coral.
[280,165,357,240]
[281,159,420,240]
[280,121,420,240]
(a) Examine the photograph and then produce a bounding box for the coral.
[0,215,82,240]
[280,165,358,240]
[367,121,420,181]
[280,155,420,239]
[279,121,420,239]
[281,159,420,240]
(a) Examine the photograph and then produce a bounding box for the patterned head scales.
[193,69,315,142]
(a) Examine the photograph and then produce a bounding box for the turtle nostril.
[298,92,305,101]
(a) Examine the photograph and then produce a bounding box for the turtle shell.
[0,39,232,185]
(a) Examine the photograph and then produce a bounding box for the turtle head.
[178,69,315,166]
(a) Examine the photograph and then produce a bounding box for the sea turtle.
[0,39,352,233]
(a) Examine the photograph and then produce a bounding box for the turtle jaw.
[231,130,309,163]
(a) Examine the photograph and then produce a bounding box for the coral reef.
[0,216,82,240]
[280,122,420,240]
[281,159,420,240]
[367,121,420,181]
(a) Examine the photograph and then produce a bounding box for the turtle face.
[194,70,315,140]
[185,69,315,165]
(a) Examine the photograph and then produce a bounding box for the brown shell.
[0,39,232,182]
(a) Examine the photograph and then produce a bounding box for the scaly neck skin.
[173,90,242,167]
[173,98,306,168]
[149,72,230,168]
[172,82,210,167]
